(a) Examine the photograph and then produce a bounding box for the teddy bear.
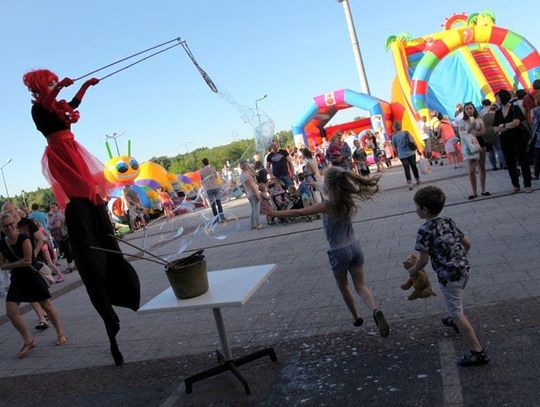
[401,254,437,300]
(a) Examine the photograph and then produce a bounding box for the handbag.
[460,132,481,156]
[509,105,532,142]
[3,237,55,286]
[35,263,55,286]
[404,131,417,151]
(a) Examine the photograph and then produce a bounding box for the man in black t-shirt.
[265,140,294,189]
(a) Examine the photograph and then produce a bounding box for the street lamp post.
[105,131,125,156]
[21,190,28,208]
[179,140,194,170]
[337,0,371,95]
[255,94,268,127]
[0,158,13,199]
[179,140,194,155]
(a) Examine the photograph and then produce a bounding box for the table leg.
[212,307,233,361]
[184,307,278,394]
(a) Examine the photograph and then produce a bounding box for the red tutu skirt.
[42,130,110,209]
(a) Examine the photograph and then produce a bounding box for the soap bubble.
[158,225,185,243]
[204,212,240,241]
[218,88,275,153]
[163,225,202,261]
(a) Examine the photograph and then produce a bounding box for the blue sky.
[1,0,538,194]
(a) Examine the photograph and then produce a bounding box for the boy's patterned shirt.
[415,217,469,284]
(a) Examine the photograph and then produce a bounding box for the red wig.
[22,69,59,102]
[22,69,80,124]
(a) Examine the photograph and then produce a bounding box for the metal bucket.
[165,252,208,299]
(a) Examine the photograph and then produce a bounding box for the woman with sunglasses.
[0,213,66,359]
[457,102,490,199]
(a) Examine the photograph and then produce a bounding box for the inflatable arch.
[410,24,540,119]
[292,89,393,149]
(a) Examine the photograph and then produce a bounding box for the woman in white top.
[301,148,321,183]
[301,148,323,203]
[239,161,266,230]
[457,103,489,199]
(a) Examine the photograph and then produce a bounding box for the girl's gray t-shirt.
[322,212,356,249]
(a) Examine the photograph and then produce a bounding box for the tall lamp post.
[0,158,13,199]
[179,140,194,155]
[179,140,194,170]
[337,0,371,95]
[21,190,28,208]
[105,131,125,156]
[255,94,268,127]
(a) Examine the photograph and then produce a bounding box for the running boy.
[408,186,489,366]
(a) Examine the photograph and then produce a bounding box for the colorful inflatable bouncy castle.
[388,10,540,146]
[292,10,540,150]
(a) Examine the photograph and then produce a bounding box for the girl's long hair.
[324,167,379,221]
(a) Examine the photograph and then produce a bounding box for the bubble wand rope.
[89,246,169,267]
[73,37,184,82]
[98,42,182,81]
[108,234,172,266]
[72,37,218,93]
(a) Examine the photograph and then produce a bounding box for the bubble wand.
[72,37,218,92]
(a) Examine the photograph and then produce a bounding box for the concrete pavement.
[1,161,539,406]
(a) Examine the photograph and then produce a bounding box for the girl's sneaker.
[458,349,490,367]
[373,309,389,338]
[55,274,65,283]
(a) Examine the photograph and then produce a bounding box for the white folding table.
[139,264,277,394]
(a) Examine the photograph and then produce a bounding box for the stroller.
[268,179,294,211]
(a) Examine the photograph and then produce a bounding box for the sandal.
[457,349,490,367]
[441,317,460,334]
[524,187,533,194]
[35,321,49,330]
[353,317,364,327]
[56,335,68,346]
[468,194,477,200]
[511,187,520,194]
[18,339,36,359]
[480,191,491,196]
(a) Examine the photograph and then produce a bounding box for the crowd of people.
[417,81,540,197]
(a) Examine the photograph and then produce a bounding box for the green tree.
[274,130,294,149]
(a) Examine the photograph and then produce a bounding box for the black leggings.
[500,135,531,188]
[66,199,140,365]
[58,237,73,264]
[400,155,420,182]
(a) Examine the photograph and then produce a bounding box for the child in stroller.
[268,178,294,211]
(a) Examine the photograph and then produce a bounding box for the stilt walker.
[23,70,140,366]
[22,38,217,366]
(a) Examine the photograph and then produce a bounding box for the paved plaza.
[1,162,539,406]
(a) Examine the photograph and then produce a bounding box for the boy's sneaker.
[442,317,460,334]
[373,309,389,338]
[457,349,490,367]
